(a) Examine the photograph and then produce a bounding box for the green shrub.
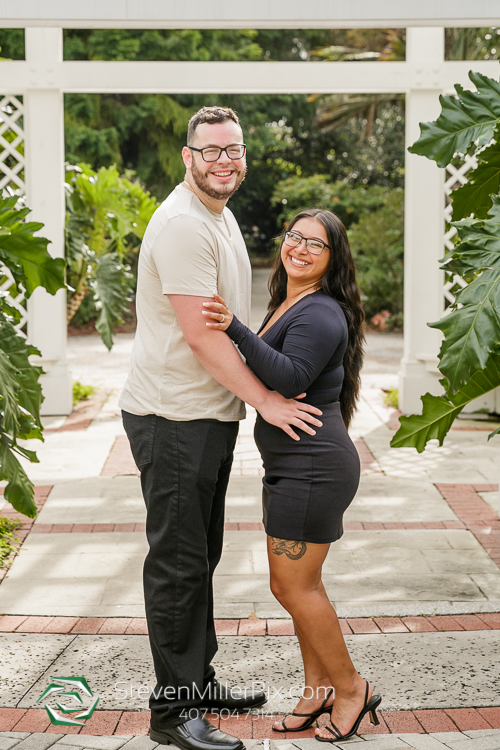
[0,516,22,568]
[348,188,404,320]
[271,175,388,230]
[383,388,399,409]
[73,381,97,406]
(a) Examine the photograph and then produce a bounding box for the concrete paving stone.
[344,477,459,523]
[470,575,500,600]
[19,635,155,710]
[12,736,63,750]
[215,551,255,575]
[35,479,145,525]
[420,550,499,575]
[0,634,74,705]
[0,735,30,740]
[463,730,500,738]
[216,571,487,604]
[50,738,129,750]
[390,735,454,750]
[0,738,26,750]
[17,430,119,485]
[255,600,500,620]
[0,533,146,616]
[214,631,500,713]
[118,738,158,750]
[341,738,411,749]
[429,735,469,745]
[440,734,500,749]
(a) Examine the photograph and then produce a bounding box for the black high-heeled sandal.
[273,688,334,733]
[315,680,381,743]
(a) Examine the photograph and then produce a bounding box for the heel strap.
[318,688,334,711]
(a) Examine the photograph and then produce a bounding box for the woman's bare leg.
[267,536,372,737]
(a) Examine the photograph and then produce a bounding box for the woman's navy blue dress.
[226,290,360,544]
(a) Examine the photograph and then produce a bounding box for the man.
[119,107,322,750]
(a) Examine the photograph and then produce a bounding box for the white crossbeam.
[2,0,500,28]
[0,60,498,95]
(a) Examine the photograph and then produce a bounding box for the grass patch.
[383,387,399,409]
[73,381,97,406]
[0,516,23,568]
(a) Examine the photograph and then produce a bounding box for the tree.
[0,195,66,517]
[392,71,500,452]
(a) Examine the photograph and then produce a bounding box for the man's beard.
[191,160,246,200]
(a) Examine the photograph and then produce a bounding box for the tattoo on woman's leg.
[271,537,307,560]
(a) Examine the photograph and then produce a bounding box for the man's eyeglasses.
[189,144,246,162]
[284,231,330,255]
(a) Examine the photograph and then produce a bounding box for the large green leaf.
[0,436,37,518]
[93,253,132,350]
[451,135,500,220]
[429,268,500,391]
[0,321,44,433]
[425,199,500,392]
[445,197,500,274]
[391,354,500,452]
[0,317,43,517]
[408,71,500,168]
[0,196,66,297]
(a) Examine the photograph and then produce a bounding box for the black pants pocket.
[122,410,156,469]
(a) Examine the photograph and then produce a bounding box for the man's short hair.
[187,106,241,146]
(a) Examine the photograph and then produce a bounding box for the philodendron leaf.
[391,354,500,452]
[446,197,500,275]
[429,268,500,392]
[451,135,500,221]
[0,436,37,518]
[0,195,66,297]
[93,252,130,350]
[408,71,500,168]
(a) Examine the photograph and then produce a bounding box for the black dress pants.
[122,411,239,726]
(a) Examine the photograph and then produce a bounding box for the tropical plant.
[392,71,500,452]
[65,164,157,349]
[0,195,66,517]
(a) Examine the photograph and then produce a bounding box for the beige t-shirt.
[119,183,251,421]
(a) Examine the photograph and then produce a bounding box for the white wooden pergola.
[1,1,500,415]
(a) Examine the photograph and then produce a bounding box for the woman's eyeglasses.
[284,231,330,255]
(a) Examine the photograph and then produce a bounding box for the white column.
[399,27,445,415]
[25,27,72,415]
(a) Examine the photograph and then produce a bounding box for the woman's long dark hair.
[268,209,365,429]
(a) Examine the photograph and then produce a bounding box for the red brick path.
[1,706,499,737]
[1,613,498,635]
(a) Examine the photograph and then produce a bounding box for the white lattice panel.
[443,154,478,310]
[0,264,27,335]
[0,95,26,333]
[0,96,25,194]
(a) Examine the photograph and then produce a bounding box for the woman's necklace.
[183,180,232,240]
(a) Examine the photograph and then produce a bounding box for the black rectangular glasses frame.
[188,144,247,162]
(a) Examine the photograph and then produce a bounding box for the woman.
[202,209,381,743]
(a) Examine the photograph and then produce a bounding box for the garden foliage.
[392,72,500,452]
[0,196,66,517]
[65,164,157,349]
